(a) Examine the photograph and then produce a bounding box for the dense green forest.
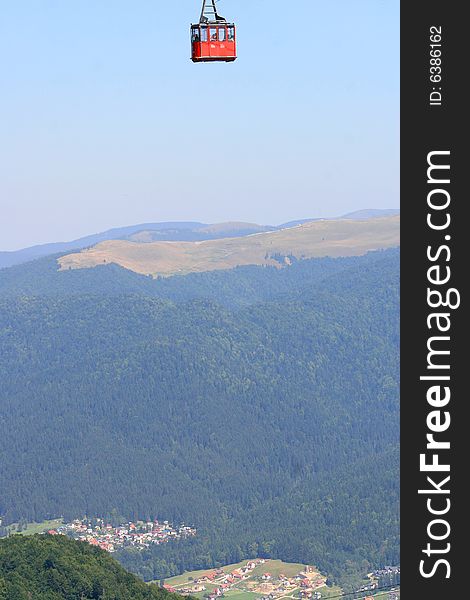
[0,534,185,599]
[0,249,399,589]
[0,248,393,307]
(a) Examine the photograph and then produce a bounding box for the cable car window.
[200,26,208,42]
[210,27,217,41]
[218,27,226,42]
[192,28,200,42]
[227,26,235,40]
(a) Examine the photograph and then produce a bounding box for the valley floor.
[1,523,400,599]
[161,560,400,600]
[161,559,339,600]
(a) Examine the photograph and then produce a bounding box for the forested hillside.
[0,247,396,307]
[0,249,399,589]
[0,535,185,599]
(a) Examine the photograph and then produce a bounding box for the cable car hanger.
[199,0,226,23]
[190,0,237,63]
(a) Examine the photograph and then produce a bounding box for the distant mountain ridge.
[0,209,399,269]
[0,222,207,269]
[340,208,400,220]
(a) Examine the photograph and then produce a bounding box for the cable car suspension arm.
[199,0,226,24]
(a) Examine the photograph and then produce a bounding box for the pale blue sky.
[0,1,399,251]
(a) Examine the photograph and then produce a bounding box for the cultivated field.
[6,519,64,536]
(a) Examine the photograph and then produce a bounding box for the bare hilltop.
[58,215,400,277]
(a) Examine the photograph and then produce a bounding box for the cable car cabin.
[191,23,237,62]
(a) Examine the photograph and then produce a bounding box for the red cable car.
[191,0,237,63]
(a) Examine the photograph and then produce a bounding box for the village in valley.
[46,517,196,553]
[1,519,399,599]
[163,559,400,600]
[163,559,328,600]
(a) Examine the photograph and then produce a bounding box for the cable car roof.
[191,22,235,26]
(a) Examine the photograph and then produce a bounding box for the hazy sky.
[0,1,399,251]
